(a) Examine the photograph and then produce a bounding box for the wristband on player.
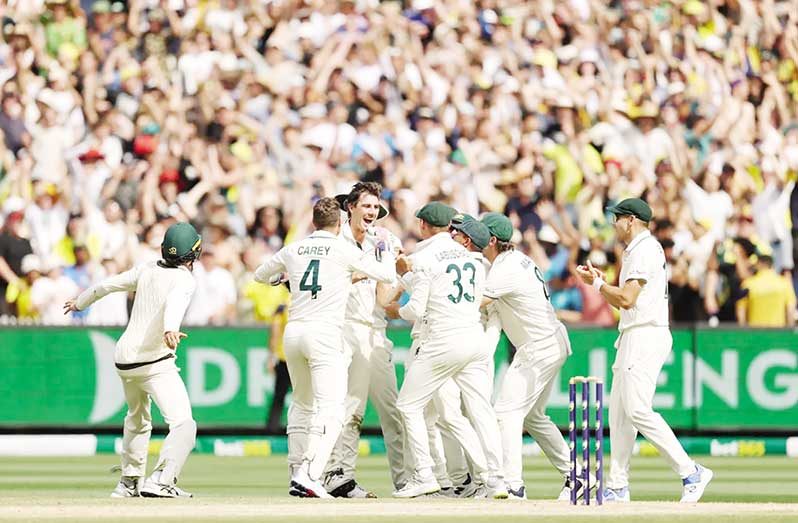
[593,277,605,292]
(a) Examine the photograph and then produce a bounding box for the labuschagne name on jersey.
[435,249,468,262]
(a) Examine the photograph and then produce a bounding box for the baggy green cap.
[416,202,457,227]
[452,219,491,250]
[161,222,202,264]
[481,212,513,242]
[605,198,653,222]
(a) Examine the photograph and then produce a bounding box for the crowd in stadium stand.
[1,0,798,327]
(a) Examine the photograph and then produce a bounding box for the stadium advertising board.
[1,327,796,431]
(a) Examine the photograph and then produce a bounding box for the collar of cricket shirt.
[624,229,652,253]
[413,231,451,253]
[311,230,338,239]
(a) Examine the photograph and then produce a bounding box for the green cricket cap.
[481,212,513,242]
[450,213,475,226]
[416,202,457,227]
[605,198,653,222]
[161,222,202,263]
[452,218,491,250]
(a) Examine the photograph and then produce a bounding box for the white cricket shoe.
[110,477,140,498]
[392,474,441,498]
[454,474,480,498]
[323,468,376,498]
[291,464,333,499]
[507,485,526,500]
[139,475,193,498]
[680,464,714,503]
[557,473,596,502]
[486,477,508,500]
[602,486,631,503]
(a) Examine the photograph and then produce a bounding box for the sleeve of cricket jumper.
[254,248,288,283]
[163,274,197,332]
[399,268,431,322]
[348,244,396,284]
[483,301,502,350]
[75,265,142,311]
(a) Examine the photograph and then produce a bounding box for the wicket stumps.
[568,376,604,506]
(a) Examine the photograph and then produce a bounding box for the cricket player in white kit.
[253,197,396,498]
[575,198,714,503]
[479,212,577,501]
[64,222,202,498]
[392,203,507,499]
[324,182,407,497]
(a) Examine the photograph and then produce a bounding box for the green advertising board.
[0,327,796,432]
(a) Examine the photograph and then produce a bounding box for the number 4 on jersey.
[300,259,322,299]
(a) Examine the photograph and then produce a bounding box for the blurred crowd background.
[1,0,798,328]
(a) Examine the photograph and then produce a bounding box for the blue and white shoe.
[680,464,713,503]
[602,486,630,503]
[556,474,596,501]
[507,485,526,500]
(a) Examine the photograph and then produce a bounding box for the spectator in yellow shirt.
[266,290,291,432]
[736,255,796,327]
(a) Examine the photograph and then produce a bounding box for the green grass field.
[1,455,796,522]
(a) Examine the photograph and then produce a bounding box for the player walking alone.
[254,197,396,498]
[575,198,713,503]
[64,222,202,498]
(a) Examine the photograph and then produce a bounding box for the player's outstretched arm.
[254,249,288,284]
[64,265,143,314]
[348,243,396,284]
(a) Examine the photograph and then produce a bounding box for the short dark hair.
[313,197,341,229]
[345,182,382,214]
[497,240,515,253]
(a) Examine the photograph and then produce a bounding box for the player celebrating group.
[253,197,396,498]
[480,212,583,501]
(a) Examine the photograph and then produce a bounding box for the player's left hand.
[352,271,368,283]
[63,299,79,315]
[164,331,188,350]
[586,260,606,281]
[574,264,595,284]
[384,302,401,319]
[396,255,412,275]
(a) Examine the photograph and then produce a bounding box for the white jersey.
[76,261,196,364]
[254,230,395,328]
[484,250,561,347]
[399,233,484,338]
[400,232,447,341]
[618,230,669,331]
[340,223,402,329]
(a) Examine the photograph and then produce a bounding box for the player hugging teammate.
[252,183,591,501]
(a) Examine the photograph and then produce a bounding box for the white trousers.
[494,325,571,490]
[397,326,503,483]
[607,326,695,488]
[325,322,406,488]
[283,321,347,481]
[118,359,196,483]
